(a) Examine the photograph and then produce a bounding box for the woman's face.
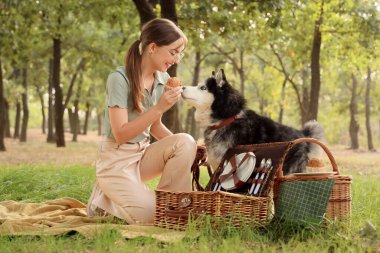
[150,38,185,72]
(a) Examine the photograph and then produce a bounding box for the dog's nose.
[182,86,186,90]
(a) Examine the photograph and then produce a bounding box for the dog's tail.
[302,120,325,160]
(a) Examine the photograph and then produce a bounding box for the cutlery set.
[248,158,273,196]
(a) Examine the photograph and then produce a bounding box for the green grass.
[0,165,95,203]
[0,165,379,252]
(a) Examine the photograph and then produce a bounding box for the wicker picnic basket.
[154,141,295,230]
[273,138,352,220]
[154,190,271,230]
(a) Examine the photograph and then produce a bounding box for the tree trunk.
[365,66,375,151]
[278,76,288,124]
[161,0,182,133]
[53,38,65,147]
[97,112,102,136]
[4,99,11,137]
[258,65,267,116]
[13,101,21,138]
[307,0,324,122]
[186,50,201,140]
[68,108,74,133]
[349,73,359,150]
[0,58,6,151]
[20,68,29,143]
[83,101,90,135]
[160,0,177,21]
[300,66,310,126]
[132,0,156,28]
[162,61,182,132]
[36,86,46,134]
[72,107,79,142]
[259,97,268,117]
[63,58,85,110]
[162,105,182,132]
[239,49,245,96]
[47,59,55,143]
[77,118,81,135]
[72,73,82,142]
[66,65,83,136]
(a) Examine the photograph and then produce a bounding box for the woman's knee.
[124,190,155,224]
[173,133,196,153]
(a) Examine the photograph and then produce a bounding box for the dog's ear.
[215,69,226,87]
[211,71,216,78]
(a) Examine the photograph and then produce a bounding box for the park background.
[0,1,379,252]
[0,0,379,150]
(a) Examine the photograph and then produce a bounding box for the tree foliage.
[1,0,379,150]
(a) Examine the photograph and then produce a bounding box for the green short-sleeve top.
[103,66,170,143]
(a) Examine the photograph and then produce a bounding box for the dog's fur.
[181,69,325,175]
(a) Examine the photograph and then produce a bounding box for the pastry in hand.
[166,77,182,89]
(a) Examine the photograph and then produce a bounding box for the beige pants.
[87,133,196,224]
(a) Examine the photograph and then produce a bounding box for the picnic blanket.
[0,197,186,242]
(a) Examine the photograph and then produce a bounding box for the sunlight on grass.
[0,165,95,203]
[0,144,379,252]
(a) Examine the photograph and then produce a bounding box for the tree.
[37,0,96,147]
[349,73,360,150]
[47,59,55,143]
[326,0,380,148]
[19,68,29,142]
[365,66,375,151]
[307,0,325,121]
[0,59,5,151]
[52,37,64,147]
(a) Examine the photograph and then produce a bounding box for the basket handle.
[277,138,339,178]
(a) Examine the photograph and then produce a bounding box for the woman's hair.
[125,18,187,113]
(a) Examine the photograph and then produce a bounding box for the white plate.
[291,172,337,177]
[220,152,256,190]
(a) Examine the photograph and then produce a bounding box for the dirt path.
[0,129,102,166]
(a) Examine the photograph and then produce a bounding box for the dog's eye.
[200,86,207,91]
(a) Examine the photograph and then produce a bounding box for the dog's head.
[182,69,246,122]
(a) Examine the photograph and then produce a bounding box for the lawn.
[0,130,379,252]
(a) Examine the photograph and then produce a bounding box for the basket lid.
[220,152,256,190]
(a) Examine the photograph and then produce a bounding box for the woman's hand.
[155,86,182,113]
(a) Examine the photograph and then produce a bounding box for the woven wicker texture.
[154,190,270,230]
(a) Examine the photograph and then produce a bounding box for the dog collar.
[208,115,240,130]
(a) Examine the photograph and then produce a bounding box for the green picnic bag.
[274,138,351,225]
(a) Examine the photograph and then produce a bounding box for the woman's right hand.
[155,86,183,113]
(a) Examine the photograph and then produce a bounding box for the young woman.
[87,18,197,224]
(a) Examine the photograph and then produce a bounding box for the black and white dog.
[181,69,324,175]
